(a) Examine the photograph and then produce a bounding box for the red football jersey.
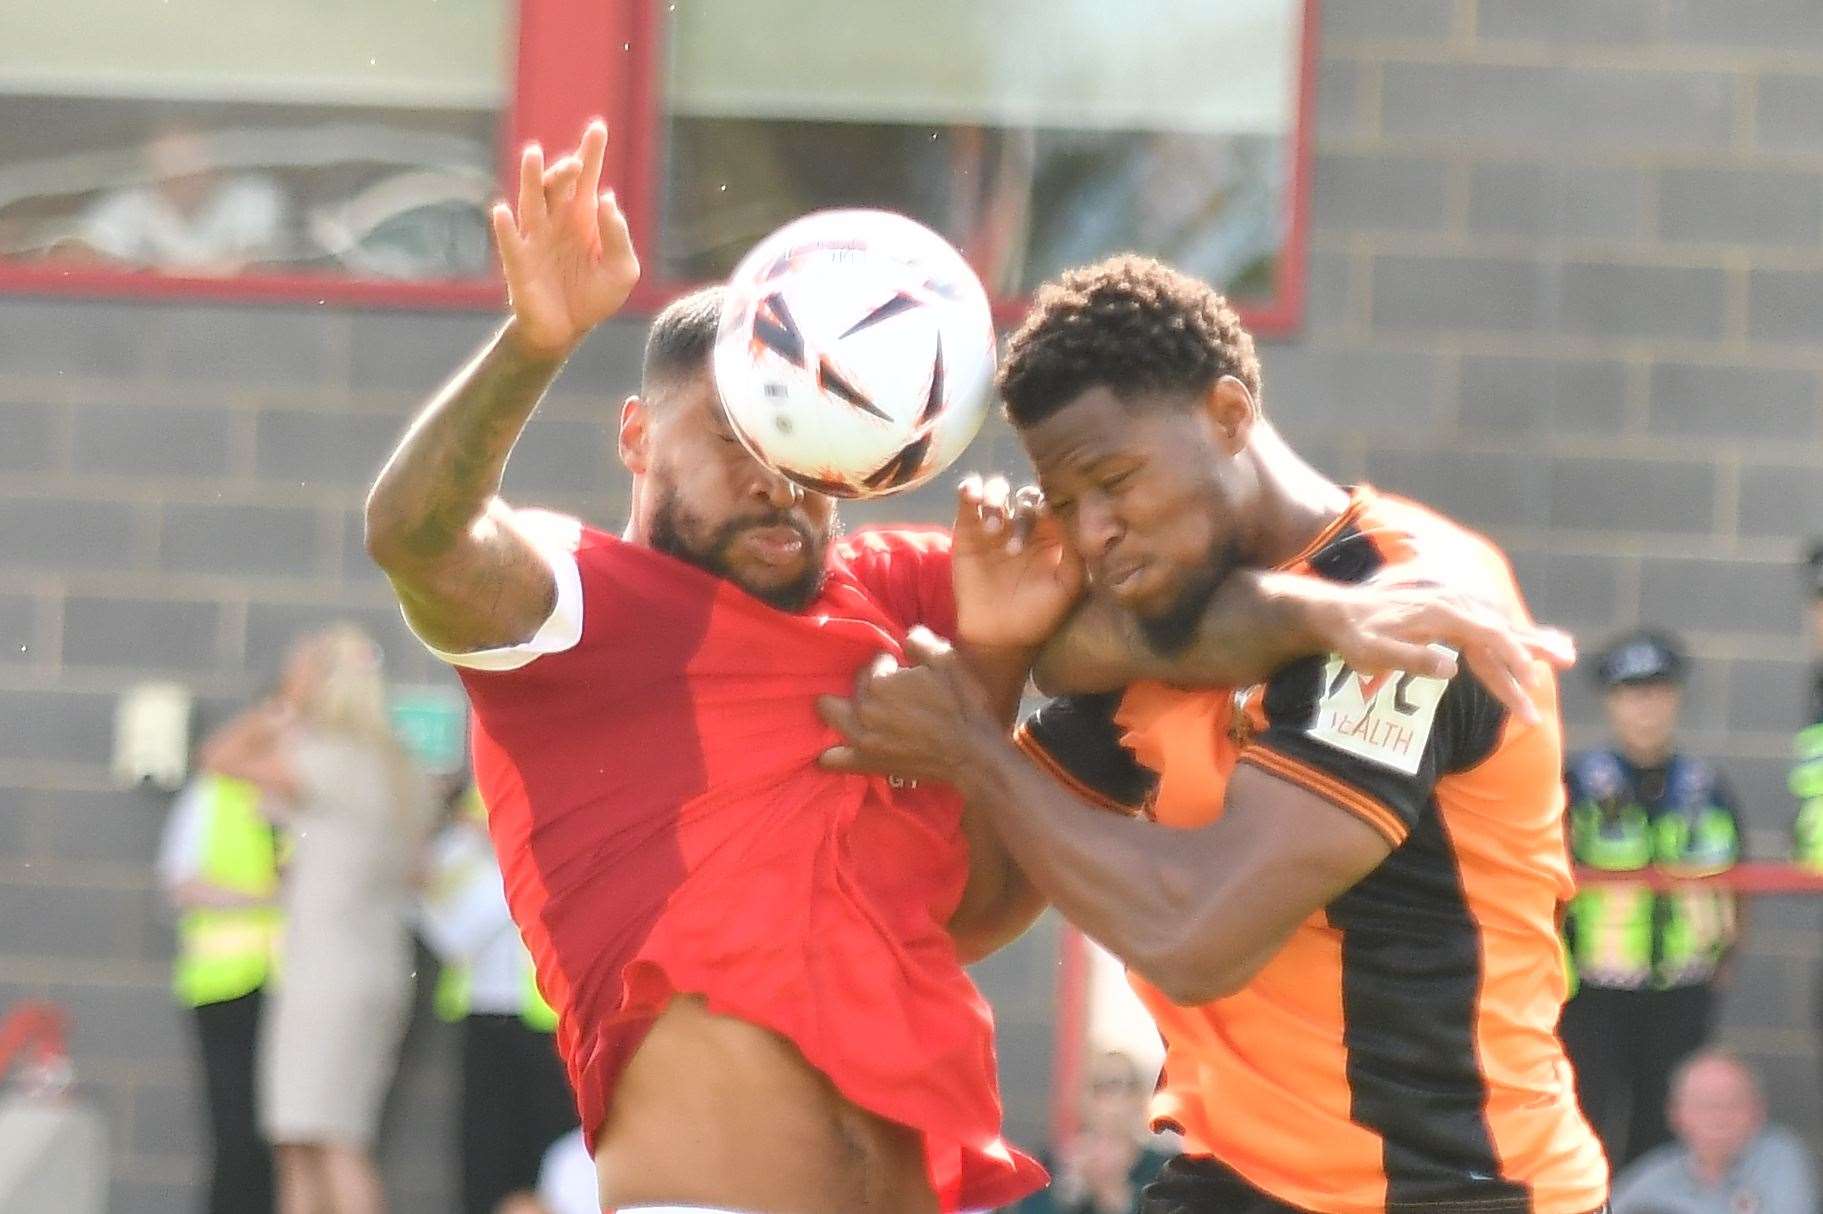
[449,522,1042,1211]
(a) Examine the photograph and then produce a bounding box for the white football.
[712,209,996,499]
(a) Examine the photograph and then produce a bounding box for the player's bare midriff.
[592,994,940,1214]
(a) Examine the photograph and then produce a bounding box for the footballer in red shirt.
[366,122,1062,1214]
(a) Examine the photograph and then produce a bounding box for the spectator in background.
[68,124,287,275]
[1787,542,1823,869]
[418,785,577,1214]
[1612,1049,1816,1214]
[1019,1051,1173,1214]
[1788,544,1823,1128]
[1561,629,1744,1169]
[202,625,436,1214]
[156,767,282,1214]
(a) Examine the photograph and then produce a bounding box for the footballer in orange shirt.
[821,256,1608,1214]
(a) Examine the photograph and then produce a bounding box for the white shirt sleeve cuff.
[406,510,586,672]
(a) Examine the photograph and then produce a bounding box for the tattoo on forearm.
[371,322,567,560]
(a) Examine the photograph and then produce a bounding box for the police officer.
[1559,628,1744,1169]
[156,769,281,1214]
[1789,543,1823,869]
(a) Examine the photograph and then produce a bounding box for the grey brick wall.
[5,4,1823,1208]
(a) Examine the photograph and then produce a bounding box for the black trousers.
[192,990,274,1214]
[1140,1155,1608,1214]
[1558,982,1714,1170]
[1141,1155,1306,1213]
[460,1014,578,1214]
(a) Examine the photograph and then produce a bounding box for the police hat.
[1805,541,1823,598]
[1594,629,1686,689]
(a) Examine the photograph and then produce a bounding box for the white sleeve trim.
[156,779,212,891]
[406,510,586,672]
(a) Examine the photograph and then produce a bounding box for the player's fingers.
[1007,497,1043,555]
[978,474,1012,536]
[543,154,581,184]
[490,204,525,274]
[517,143,548,231]
[1465,646,1541,726]
[1404,599,1523,676]
[596,190,639,274]
[815,694,864,740]
[952,474,988,543]
[854,651,898,699]
[982,474,1011,504]
[1523,626,1578,670]
[1451,608,1540,690]
[1351,636,1457,680]
[904,625,953,668]
[817,745,883,774]
[576,119,609,208]
[542,156,583,212]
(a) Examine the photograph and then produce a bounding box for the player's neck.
[1246,424,1352,571]
[624,482,651,547]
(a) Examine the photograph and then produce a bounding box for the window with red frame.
[0,0,517,307]
[0,0,1314,330]
[626,0,1316,334]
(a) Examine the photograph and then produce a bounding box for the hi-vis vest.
[1564,750,1739,991]
[434,957,558,1032]
[1791,722,1823,870]
[173,776,281,1007]
[431,787,557,1032]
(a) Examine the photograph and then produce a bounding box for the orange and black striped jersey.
[1019,487,1608,1214]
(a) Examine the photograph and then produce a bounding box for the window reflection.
[0,107,498,281]
[0,0,508,283]
[658,0,1301,303]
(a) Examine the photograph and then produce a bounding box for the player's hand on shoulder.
[492,119,641,358]
[1306,578,1576,725]
[951,474,1085,651]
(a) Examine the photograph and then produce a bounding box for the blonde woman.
[202,625,435,1214]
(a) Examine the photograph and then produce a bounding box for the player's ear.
[618,395,651,474]
[1201,376,1257,454]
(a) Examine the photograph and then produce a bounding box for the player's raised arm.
[364,121,639,654]
[1036,566,1575,724]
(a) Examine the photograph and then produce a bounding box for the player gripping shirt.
[1022,489,1606,1213]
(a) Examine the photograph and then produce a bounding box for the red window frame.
[0,0,1317,334]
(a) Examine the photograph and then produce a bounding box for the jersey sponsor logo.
[1306,655,1449,775]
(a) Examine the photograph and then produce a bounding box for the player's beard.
[1136,533,1243,656]
[649,485,833,612]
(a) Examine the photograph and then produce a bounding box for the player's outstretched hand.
[952,475,1085,651]
[1308,579,1577,726]
[492,119,640,357]
[817,627,1005,785]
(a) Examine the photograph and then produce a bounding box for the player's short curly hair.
[997,255,1262,428]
